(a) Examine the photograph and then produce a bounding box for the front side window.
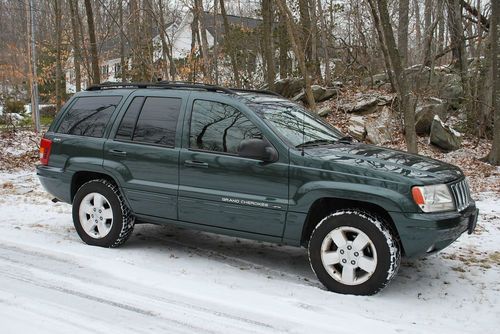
[115,96,181,146]
[250,100,344,147]
[189,100,261,154]
[57,96,122,137]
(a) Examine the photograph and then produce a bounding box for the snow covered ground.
[0,171,498,333]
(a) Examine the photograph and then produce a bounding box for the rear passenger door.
[103,91,186,220]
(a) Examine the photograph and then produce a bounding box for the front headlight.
[412,184,455,212]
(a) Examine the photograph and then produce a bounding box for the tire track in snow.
[0,242,285,334]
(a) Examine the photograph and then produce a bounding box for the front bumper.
[390,204,478,258]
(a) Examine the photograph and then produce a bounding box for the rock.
[363,73,388,86]
[430,115,461,151]
[415,97,447,134]
[365,107,393,145]
[348,115,367,141]
[317,106,332,117]
[292,85,339,103]
[274,78,304,97]
[318,88,338,102]
[311,85,326,100]
[439,74,463,110]
[340,96,379,114]
[377,95,394,105]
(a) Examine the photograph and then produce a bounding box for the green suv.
[37,82,478,295]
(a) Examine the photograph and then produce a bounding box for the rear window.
[57,96,122,137]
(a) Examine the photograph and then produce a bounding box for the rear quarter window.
[57,96,122,137]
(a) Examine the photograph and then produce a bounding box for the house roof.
[200,11,262,41]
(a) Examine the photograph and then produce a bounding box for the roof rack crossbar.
[229,88,282,97]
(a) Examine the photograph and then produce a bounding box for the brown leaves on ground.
[0,130,41,172]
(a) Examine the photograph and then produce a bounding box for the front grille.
[449,179,471,212]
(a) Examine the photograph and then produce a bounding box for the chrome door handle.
[109,149,127,157]
[184,160,208,168]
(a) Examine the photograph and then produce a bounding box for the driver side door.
[178,98,289,236]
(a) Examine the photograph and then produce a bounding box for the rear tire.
[308,209,401,295]
[72,179,134,248]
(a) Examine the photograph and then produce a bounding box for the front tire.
[72,179,135,248]
[308,209,401,295]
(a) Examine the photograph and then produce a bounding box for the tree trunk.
[367,0,418,153]
[219,0,240,86]
[84,0,100,84]
[317,0,330,84]
[54,0,63,112]
[447,0,472,115]
[157,0,176,81]
[278,17,289,79]
[398,0,409,67]
[414,0,422,48]
[487,0,500,164]
[365,0,396,91]
[262,0,275,90]
[422,0,432,66]
[119,0,126,81]
[276,0,315,109]
[68,0,82,92]
[195,0,211,83]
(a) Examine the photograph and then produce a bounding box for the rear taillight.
[39,138,52,165]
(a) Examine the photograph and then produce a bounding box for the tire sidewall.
[309,210,398,295]
[72,180,125,247]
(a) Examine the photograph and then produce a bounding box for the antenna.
[301,103,306,157]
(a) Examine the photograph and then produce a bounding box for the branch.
[460,0,489,30]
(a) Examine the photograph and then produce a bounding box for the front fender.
[282,181,416,246]
[291,181,415,213]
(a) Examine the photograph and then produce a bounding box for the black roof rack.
[229,88,282,97]
[86,81,282,97]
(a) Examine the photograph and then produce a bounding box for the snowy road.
[0,171,499,333]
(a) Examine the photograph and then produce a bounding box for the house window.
[114,63,122,78]
[101,65,109,77]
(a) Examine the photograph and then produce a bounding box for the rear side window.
[115,96,181,147]
[57,96,122,137]
[115,97,145,141]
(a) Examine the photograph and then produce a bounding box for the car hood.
[302,143,463,184]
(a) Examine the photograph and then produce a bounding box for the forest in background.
[0,0,498,164]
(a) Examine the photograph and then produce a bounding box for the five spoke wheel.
[78,192,114,239]
[320,227,377,285]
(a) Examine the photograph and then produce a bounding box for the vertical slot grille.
[449,179,471,212]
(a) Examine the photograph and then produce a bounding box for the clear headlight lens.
[412,184,455,212]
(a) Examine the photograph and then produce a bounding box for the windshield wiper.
[337,136,354,144]
[295,139,337,148]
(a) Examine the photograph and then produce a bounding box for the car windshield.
[250,100,345,148]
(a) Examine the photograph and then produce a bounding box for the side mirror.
[238,138,278,162]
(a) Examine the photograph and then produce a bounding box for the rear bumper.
[390,204,478,258]
[36,165,72,203]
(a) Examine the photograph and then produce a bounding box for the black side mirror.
[238,138,278,162]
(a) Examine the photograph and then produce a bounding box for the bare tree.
[195,0,211,82]
[68,0,82,91]
[487,0,500,165]
[220,0,241,86]
[397,0,409,67]
[276,0,315,109]
[261,0,275,90]
[84,0,100,84]
[366,0,417,153]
